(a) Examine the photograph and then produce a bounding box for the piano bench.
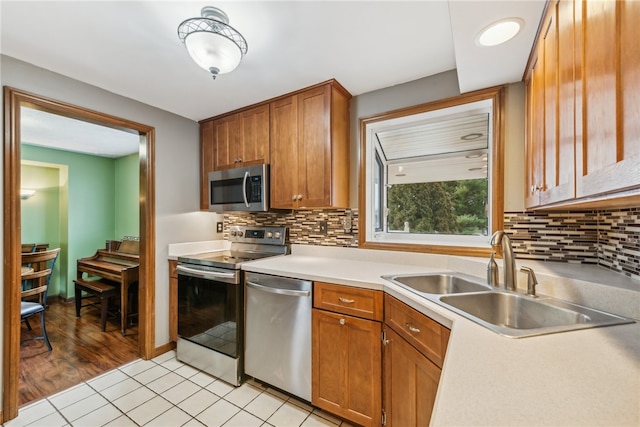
[74,278,118,332]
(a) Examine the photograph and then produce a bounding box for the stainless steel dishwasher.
[244,271,312,401]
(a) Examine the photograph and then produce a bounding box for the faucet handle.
[520,266,538,297]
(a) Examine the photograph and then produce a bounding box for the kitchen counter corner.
[242,253,640,426]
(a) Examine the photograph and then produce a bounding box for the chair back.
[21,248,60,303]
[21,243,36,253]
[22,243,50,253]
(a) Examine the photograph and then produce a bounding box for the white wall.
[503,83,526,212]
[0,55,223,361]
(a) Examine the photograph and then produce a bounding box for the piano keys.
[76,240,139,335]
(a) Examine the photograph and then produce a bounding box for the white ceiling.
[21,107,141,158]
[1,1,546,157]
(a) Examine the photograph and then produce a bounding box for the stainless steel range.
[176,225,288,386]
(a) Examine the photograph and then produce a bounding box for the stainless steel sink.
[438,291,634,338]
[382,273,493,295]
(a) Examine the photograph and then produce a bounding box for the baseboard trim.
[154,341,176,358]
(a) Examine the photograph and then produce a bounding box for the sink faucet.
[490,230,517,291]
[520,266,539,297]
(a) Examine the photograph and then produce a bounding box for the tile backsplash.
[224,209,359,247]
[505,208,639,279]
[224,207,639,280]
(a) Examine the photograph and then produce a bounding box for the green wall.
[115,153,139,238]
[21,145,139,299]
[21,163,64,295]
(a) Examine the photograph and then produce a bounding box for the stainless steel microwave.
[208,164,269,212]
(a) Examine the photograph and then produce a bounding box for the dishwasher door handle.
[246,280,311,297]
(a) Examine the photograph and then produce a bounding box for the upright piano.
[76,239,139,335]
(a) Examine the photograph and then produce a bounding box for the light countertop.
[240,246,640,426]
[167,240,230,259]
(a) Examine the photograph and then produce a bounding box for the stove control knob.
[274,232,281,239]
[236,231,244,237]
[267,232,273,238]
[230,231,236,237]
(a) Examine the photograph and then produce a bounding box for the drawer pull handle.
[406,323,420,333]
[338,297,355,304]
[339,318,345,325]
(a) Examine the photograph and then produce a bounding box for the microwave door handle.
[242,171,250,208]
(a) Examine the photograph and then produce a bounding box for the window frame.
[358,86,505,257]
[373,148,385,232]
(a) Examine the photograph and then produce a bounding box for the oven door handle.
[246,280,311,297]
[176,265,236,280]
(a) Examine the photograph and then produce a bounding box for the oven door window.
[177,274,240,358]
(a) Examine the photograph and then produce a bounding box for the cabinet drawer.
[384,295,450,368]
[314,282,383,321]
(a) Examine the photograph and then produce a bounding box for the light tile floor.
[6,351,354,427]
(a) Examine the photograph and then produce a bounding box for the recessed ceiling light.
[477,18,524,47]
[461,133,483,141]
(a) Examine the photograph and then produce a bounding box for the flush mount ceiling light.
[178,6,248,79]
[477,18,523,47]
[20,189,36,200]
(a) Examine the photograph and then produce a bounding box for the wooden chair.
[21,248,60,351]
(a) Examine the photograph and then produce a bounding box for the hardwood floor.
[19,299,139,407]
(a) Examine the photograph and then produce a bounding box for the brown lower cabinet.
[383,327,442,426]
[312,282,383,427]
[312,309,382,426]
[168,259,178,342]
[309,284,451,426]
[383,295,450,426]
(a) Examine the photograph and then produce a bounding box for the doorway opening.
[3,87,156,421]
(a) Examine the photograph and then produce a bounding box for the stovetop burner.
[178,226,289,270]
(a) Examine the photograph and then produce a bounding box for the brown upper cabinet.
[200,120,214,210]
[213,104,270,171]
[270,81,351,209]
[199,104,270,209]
[199,80,350,210]
[524,0,640,209]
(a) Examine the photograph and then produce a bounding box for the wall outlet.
[319,221,328,235]
[216,222,223,233]
[343,215,352,234]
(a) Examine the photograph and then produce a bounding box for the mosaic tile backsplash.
[224,207,639,280]
[505,208,639,279]
[224,209,359,247]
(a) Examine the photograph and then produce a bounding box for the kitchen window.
[359,87,504,256]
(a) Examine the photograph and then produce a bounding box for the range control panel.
[228,226,287,245]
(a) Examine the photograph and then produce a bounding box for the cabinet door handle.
[297,194,303,200]
[406,323,420,333]
[338,297,355,304]
[339,318,345,325]
[531,184,546,193]
[291,195,297,201]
